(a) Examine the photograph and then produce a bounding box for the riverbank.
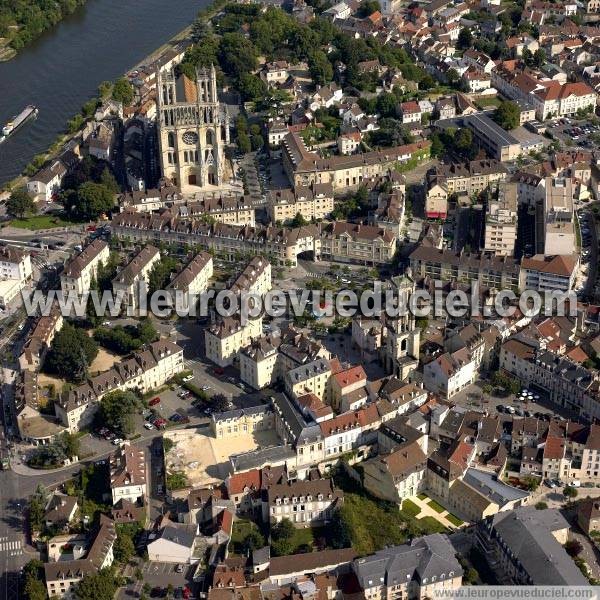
[0,0,89,62]
[1,0,226,192]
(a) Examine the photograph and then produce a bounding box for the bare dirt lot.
[164,428,280,487]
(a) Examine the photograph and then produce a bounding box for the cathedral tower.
[157,64,229,191]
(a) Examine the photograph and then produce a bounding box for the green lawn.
[401,499,421,518]
[418,517,449,534]
[427,499,446,514]
[475,97,501,109]
[8,214,75,230]
[446,513,464,527]
[417,493,428,500]
[230,518,264,554]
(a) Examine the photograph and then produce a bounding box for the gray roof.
[230,445,296,473]
[463,468,529,506]
[353,534,463,588]
[488,507,588,585]
[286,358,330,384]
[212,404,272,423]
[271,393,322,445]
[158,523,197,549]
[253,546,270,566]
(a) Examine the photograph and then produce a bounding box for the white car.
[182,375,194,382]
[201,385,211,391]
[112,438,123,445]
[144,423,154,430]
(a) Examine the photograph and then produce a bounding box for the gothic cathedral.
[157,64,230,192]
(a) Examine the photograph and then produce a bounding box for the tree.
[28,485,47,534]
[112,77,134,106]
[100,167,120,195]
[522,47,533,67]
[6,188,37,219]
[219,33,258,78]
[376,93,398,118]
[67,181,115,221]
[290,212,309,227]
[44,323,99,381]
[446,68,460,87]
[565,540,583,557]
[59,432,80,458]
[563,485,578,499]
[493,100,520,130]
[465,567,479,584]
[238,73,268,102]
[23,573,46,600]
[114,531,135,563]
[98,390,142,437]
[148,256,178,296]
[308,50,333,86]
[533,48,546,68]
[272,518,295,540]
[75,568,119,600]
[357,0,381,16]
[457,27,473,50]
[242,530,265,554]
[535,501,548,510]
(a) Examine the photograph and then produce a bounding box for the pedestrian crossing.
[0,537,22,556]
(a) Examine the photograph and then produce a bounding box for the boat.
[0,105,38,142]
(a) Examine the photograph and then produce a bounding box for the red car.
[213,367,224,375]
[154,418,167,429]
[149,397,161,406]
[183,587,191,600]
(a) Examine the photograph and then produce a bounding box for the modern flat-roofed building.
[519,254,578,292]
[484,182,518,256]
[540,177,575,256]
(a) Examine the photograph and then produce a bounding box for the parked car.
[182,375,194,382]
[149,397,161,406]
[144,423,154,430]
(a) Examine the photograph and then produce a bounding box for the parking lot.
[118,560,197,599]
[546,117,600,150]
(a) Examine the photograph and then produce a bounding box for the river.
[0,0,205,187]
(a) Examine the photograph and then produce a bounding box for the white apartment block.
[60,239,110,297]
[539,177,575,256]
[423,349,477,399]
[166,251,213,312]
[112,245,161,312]
[484,182,517,256]
[205,316,263,367]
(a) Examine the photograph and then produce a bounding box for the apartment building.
[18,306,64,372]
[55,340,184,432]
[268,183,334,224]
[112,210,321,268]
[285,358,332,402]
[519,254,579,292]
[477,507,587,585]
[319,404,381,460]
[282,132,430,192]
[60,239,110,298]
[211,405,275,439]
[353,534,463,600]
[109,442,147,505]
[205,316,263,368]
[540,177,575,256]
[0,245,33,282]
[230,256,272,297]
[112,246,161,312]
[27,159,67,202]
[330,365,368,412]
[423,348,477,399]
[240,327,330,390]
[484,182,518,256]
[362,438,427,504]
[409,246,521,291]
[0,244,33,308]
[44,516,116,598]
[499,339,600,421]
[166,251,213,311]
[320,222,397,265]
[185,195,256,227]
[266,478,343,527]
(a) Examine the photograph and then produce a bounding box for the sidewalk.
[409,495,462,530]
